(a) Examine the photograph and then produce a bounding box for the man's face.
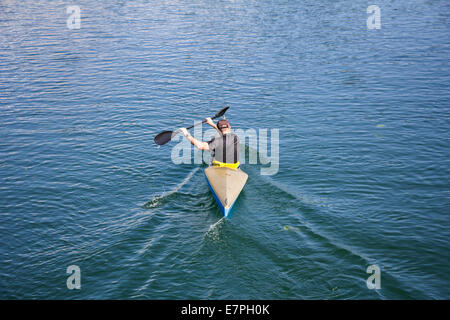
[220,126,230,134]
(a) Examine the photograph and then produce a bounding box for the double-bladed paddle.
[154,106,229,146]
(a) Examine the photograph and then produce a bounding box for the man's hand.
[179,128,189,137]
[206,117,221,134]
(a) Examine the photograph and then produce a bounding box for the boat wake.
[260,175,330,209]
[208,217,225,232]
[142,167,200,209]
[203,217,227,241]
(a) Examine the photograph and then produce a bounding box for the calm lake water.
[0,0,449,299]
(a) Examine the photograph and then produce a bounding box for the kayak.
[204,166,248,217]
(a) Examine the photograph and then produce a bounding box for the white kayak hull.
[204,166,248,217]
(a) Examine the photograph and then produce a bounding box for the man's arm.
[206,117,222,135]
[180,128,209,150]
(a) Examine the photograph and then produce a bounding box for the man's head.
[217,119,231,134]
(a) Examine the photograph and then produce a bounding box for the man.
[180,117,240,166]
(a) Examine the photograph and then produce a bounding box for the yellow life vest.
[212,160,240,170]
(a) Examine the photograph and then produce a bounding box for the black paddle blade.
[154,130,177,146]
[213,106,229,119]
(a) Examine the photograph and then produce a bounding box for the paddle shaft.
[185,112,223,130]
[154,106,229,145]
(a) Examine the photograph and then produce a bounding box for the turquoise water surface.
[0,0,449,299]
